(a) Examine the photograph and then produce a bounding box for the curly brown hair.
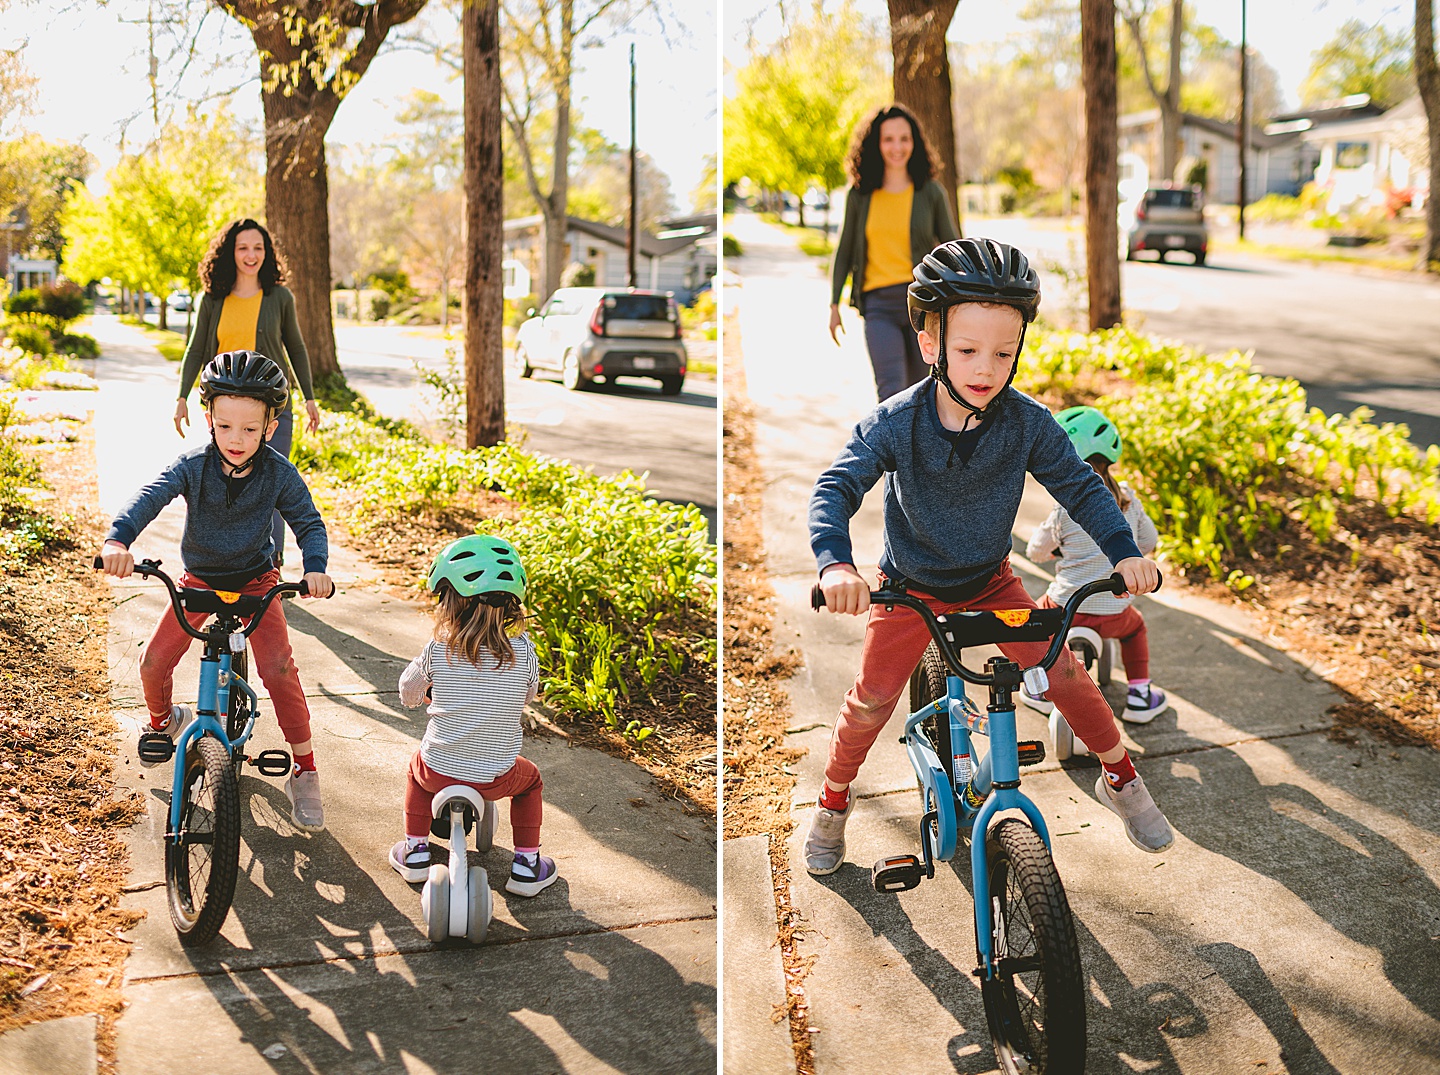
[198,218,287,298]
[844,103,934,193]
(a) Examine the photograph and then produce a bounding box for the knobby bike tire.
[981,819,1087,1075]
[226,649,251,744]
[909,642,954,787]
[166,734,241,946]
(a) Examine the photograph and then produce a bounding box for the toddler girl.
[392,535,557,897]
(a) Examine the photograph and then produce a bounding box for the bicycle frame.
[166,638,259,839]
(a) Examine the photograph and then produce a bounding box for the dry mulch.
[721,314,816,1074]
[0,418,145,1073]
[316,484,718,818]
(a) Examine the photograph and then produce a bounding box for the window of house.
[1335,142,1370,169]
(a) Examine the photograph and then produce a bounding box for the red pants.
[1040,596,1149,682]
[405,752,544,848]
[825,560,1123,786]
[139,569,314,746]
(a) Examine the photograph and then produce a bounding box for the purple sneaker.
[506,852,558,897]
[1123,684,1168,724]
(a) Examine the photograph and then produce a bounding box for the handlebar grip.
[811,584,825,611]
[1107,571,1162,596]
[299,580,310,597]
[92,555,103,570]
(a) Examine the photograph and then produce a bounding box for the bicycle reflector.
[871,854,925,893]
[137,732,175,765]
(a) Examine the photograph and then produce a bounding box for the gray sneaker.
[803,794,854,875]
[139,705,193,767]
[285,769,325,832]
[1095,773,1174,853]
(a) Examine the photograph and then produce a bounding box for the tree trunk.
[1083,0,1122,330]
[463,0,505,447]
[158,295,169,332]
[1161,0,1183,180]
[888,0,962,232]
[1418,0,1440,271]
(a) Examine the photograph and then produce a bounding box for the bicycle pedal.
[871,854,924,893]
[1017,740,1047,767]
[137,732,175,765]
[249,749,292,777]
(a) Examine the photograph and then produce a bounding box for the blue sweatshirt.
[106,443,328,590]
[809,380,1142,600]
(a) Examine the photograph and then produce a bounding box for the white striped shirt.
[398,634,540,783]
[1026,483,1159,616]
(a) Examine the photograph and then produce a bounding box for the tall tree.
[0,46,38,139]
[1082,0,1121,329]
[1418,0,1440,272]
[462,0,505,447]
[214,0,429,390]
[888,0,960,227]
[1119,0,1184,182]
[1303,18,1414,109]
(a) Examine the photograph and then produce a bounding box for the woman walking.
[175,218,321,569]
[828,104,959,402]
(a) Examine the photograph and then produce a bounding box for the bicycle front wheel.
[981,819,1086,1074]
[166,734,241,946]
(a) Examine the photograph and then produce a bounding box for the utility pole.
[1237,0,1248,239]
[627,42,638,288]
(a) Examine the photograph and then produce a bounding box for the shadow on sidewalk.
[166,778,716,1074]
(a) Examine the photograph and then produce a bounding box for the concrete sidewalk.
[724,210,1440,1074]
[86,315,717,1074]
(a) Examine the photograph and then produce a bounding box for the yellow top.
[863,187,914,292]
[215,293,263,354]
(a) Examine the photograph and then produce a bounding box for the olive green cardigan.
[178,285,315,407]
[829,179,959,316]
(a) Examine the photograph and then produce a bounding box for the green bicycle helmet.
[427,535,527,600]
[1057,405,1122,464]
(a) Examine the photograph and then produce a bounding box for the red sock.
[1102,753,1138,789]
[818,783,849,812]
[292,751,316,774]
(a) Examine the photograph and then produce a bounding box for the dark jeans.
[268,407,293,564]
[861,284,928,402]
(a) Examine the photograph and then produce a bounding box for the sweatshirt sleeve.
[177,293,217,399]
[1025,508,1062,562]
[809,416,891,575]
[398,644,432,708]
[278,289,315,401]
[930,180,959,244]
[275,466,329,574]
[830,187,861,307]
[1028,412,1141,567]
[105,455,191,548]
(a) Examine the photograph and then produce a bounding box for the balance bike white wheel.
[1049,711,1076,761]
[465,866,492,943]
[475,799,497,854]
[421,865,450,943]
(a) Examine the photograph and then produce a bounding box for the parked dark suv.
[1125,186,1208,265]
[513,287,687,395]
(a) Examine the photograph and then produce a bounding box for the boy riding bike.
[806,238,1175,872]
[1024,405,1169,723]
[100,350,335,832]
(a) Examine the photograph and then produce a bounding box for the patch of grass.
[1216,237,1419,274]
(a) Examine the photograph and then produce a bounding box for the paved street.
[333,324,718,531]
[84,316,718,1074]
[722,209,1440,1075]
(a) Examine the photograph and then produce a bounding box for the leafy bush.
[504,294,538,329]
[3,290,42,316]
[1246,193,1304,223]
[37,281,87,325]
[1024,326,1440,586]
[295,409,715,734]
[368,294,391,321]
[560,261,596,288]
[54,333,99,359]
[0,391,67,570]
[722,233,744,258]
[7,325,53,357]
[368,269,414,303]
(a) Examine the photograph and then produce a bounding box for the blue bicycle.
[813,573,1138,1074]
[96,557,317,946]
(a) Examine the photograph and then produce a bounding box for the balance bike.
[419,786,498,943]
[1022,625,1122,761]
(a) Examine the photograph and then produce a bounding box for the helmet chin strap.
[929,311,1029,432]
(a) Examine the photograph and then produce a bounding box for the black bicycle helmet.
[198,350,290,410]
[906,238,1041,434]
[907,238,1040,332]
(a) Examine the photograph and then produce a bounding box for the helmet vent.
[452,550,476,560]
[462,569,486,582]
[496,571,515,581]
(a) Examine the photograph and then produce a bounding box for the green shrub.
[504,294,538,329]
[37,281,87,325]
[1247,193,1304,223]
[0,391,67,570]
[722,234,744,257]
[7,324,53,357]
[368,294,391,321]
[54,333,100,359]
[4,290,42,316]
[368,269,414,303]
[560,261,596,288]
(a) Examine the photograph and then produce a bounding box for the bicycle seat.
[932,606,1066,648]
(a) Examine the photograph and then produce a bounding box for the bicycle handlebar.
[92,556,323,643]
[810,571,1161,687]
